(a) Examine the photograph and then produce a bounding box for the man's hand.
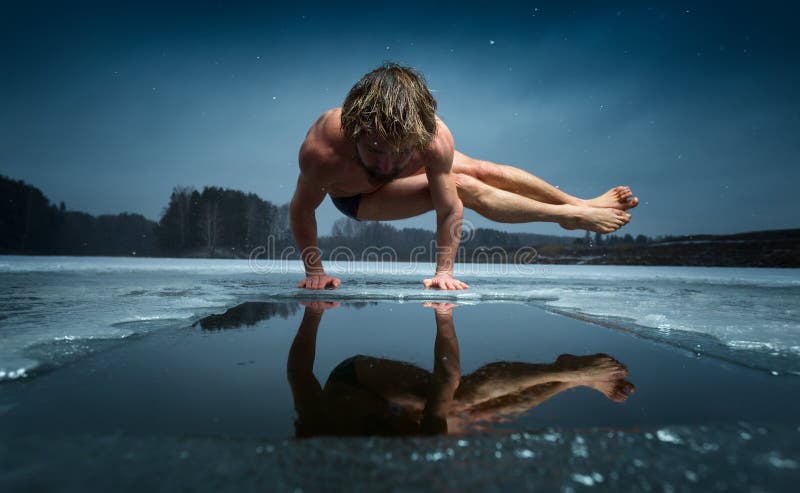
[299,301,340,312]
[422,273,469,290]
[298,274,341,290]
[423,301,458,313]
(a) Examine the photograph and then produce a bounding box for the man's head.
[342,63,438,184]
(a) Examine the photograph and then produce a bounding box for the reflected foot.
[583,186,639,211]
[586,379,636,402]
[558,205,631,234]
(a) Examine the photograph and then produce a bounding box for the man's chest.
[326,158,426,197]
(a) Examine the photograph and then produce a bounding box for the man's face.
[355,134,415,185]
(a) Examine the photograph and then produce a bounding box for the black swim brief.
[330,194,362,221]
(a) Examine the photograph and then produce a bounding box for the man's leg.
[356,174,433,221]
[454,173,631,233]
[358,173,631,233]
[451,150,639,210]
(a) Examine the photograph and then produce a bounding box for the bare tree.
[173,186,193,249]
[201,200,220,255]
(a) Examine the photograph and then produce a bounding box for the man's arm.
[423,128,469,290]
[290,159,341,289]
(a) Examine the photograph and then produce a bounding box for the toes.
[611,391,628,402]
[613,210,632,225]
[614,186,632,198]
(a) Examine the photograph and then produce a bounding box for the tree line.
[1,175,157,256]
[0,176,297,257]
[155,186,290,257]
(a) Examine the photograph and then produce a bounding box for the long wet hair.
[341,62,438,151]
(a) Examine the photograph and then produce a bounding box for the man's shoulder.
[299,108,346,180]
[421,117,455,170]
[321,107,342,121]
[298,143,337,180]
[309,107,342,137]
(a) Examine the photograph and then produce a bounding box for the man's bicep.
[426,165,460,213]
[424,126,458,209]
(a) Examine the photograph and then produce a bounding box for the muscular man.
[291,63,638,290]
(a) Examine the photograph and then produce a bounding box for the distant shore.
[534,229,800,267]
[2,229,798,270]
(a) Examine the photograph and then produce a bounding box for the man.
[290,63,637,291]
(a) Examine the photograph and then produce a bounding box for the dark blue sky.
[2,0,798,237]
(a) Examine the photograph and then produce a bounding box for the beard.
[355,152,401,186]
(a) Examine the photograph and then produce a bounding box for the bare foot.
[585,379,636,403]
[558,205,631,234]
[554,353,629,382]
[583,186,639,211]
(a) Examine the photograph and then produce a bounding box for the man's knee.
[454,173,486,207]
[454,172,480,191]
[456,156,502,183]
[473,160,504,182]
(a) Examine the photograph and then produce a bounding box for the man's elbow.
[453,199,464,217]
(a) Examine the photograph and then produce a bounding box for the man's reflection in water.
[287,302,635,437]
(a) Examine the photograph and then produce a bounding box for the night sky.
[2,0,798,237]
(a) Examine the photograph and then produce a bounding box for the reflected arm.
[421,309,461,434]
[286,308,324,415]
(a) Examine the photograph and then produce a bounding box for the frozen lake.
[1,256,799,491]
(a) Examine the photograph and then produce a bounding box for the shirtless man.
[291,63,638,291]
